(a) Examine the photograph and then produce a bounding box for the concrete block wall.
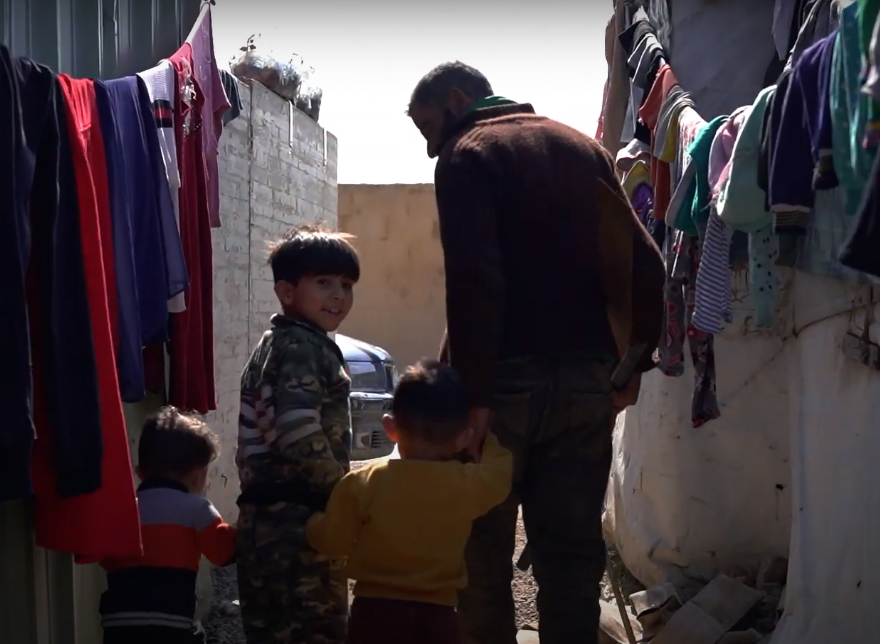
[205,80,339,522]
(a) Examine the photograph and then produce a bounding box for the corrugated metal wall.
[0,0,200,78]
[0,2,199,643]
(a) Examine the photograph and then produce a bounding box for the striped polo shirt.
[100,479,235,640]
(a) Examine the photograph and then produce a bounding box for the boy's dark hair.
[267,224,360,284]
[407,61,493,115]
[392,359,469,444]
[138,406,220,479]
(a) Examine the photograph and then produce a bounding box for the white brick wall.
[204,80,338,521]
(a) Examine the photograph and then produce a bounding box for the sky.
[212,1,610,185]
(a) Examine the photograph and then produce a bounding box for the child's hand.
[464,408,491,462]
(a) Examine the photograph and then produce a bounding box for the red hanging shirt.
[34,75,141,562]
[166,44,216,414]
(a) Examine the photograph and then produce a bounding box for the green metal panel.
[0,0,200,78]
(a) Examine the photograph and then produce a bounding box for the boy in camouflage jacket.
[235,225,359,644]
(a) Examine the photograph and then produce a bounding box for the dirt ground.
[204,461,641,643]
[204,524,640,644]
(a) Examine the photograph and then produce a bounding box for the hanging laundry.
[708,107,751,201]
[601,0,632,154]
[97,77,188,403]
[0,48,105,503]
[691,109,750,334]
[804,32,840,189]
[831,1,877,216]
[167,44,217,414]
[713,107,781,329]
[667,106,706,232]
[717,86,775,233]
[221,69,243,125]
[840,143,880,277]
[655,87,696,167]
[138,60,187,315]
[674,115,728,236]
[0,47,39,501]
[620,12,663,143]
[858,0,880,147]
[762,68,815,232]
[617,138,652,173]
[692,208,734,334]
[786,0,841,69]
[35,74,141,562]
[93,80,144,403]
[658,230,720,427]
[748,227,780,327]
[862,0,880,106]
[184,1,230,228]
[774,0,803,60]
[686,275,721,428]
[632,183,655,228]
[768,31,837,221]
[622,159,651,198]
[640,64,680,221]
[109,76,188,332]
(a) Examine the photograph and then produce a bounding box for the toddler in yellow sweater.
[306,359,512,644]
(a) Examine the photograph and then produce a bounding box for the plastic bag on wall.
[230,34,302,102]
[295,64,323,122]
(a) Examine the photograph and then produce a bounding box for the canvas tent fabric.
[601,1,879,643]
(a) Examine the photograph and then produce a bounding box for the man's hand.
[465,407,492,462]
[613,373,642,415]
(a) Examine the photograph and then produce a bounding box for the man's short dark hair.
[267,224,360,284]
[407,61,493,115]
[392,359,469,444]
[138,406,220,479]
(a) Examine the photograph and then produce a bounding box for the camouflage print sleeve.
[321,357,353,473]
[272,338,345,495]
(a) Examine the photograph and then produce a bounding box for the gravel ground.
[204,460,640,642]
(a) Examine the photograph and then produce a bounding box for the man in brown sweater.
[407,61,664,644]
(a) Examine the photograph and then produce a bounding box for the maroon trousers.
[347,597,462,644]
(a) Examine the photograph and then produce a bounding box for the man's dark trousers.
[458,355,615,644]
